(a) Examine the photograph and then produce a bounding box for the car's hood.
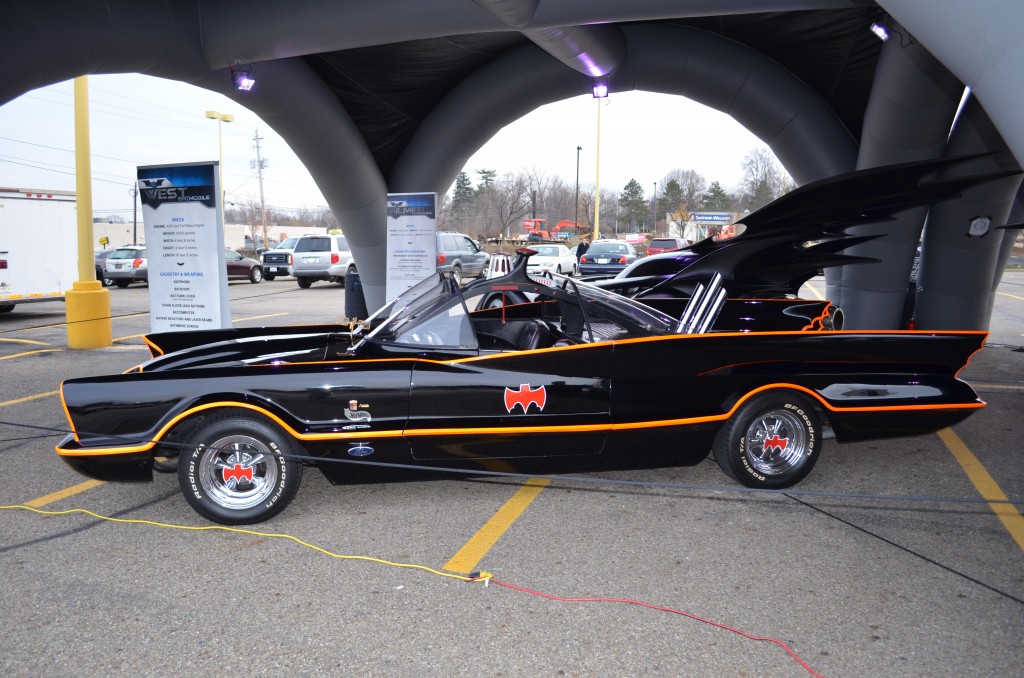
[141,325,357,372]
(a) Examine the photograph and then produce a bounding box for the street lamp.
[205,110,234,225]
[575,146,582,234]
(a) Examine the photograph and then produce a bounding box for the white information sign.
[138,162,230,332]
[385,192,437,300]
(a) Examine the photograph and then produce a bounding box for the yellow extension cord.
[1,504,493,584]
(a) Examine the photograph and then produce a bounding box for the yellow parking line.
[24,479,105,508]
[443,478,551,574]
[939,428,1024,554]
[113,333,145,343]
[233,313,288,323]
[971,383,1024,392]
[801,282,825,300]
[996,291,1024,301]
[0,349,63,361]
[0,391,58,407]
[0,337,50,346]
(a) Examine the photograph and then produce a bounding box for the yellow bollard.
[66,280,112,349]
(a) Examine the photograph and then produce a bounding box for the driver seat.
[516,320,551,351]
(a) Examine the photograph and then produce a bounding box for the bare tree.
[739,147,790,211]
[479,172,531,239]
[578,185,620,236]
[662,168,708,213]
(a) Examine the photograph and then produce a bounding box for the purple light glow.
[231,67,256,91]
[592,83,608,98]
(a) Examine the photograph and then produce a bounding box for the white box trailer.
[0,188,78,313]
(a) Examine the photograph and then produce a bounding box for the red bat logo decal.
[504,383,547,413]
[763,434,789,452]
[222,463,253,484]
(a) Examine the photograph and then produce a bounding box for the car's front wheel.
[178,413,303,525]
[712,392,822,489]
[249,266,263,283]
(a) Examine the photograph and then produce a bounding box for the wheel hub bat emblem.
[222,463,253,484]
[763,434,789,452]
[504,384,547,413]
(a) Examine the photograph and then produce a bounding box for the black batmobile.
[56,248,986,524]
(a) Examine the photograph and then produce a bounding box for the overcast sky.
[0,74,771,218]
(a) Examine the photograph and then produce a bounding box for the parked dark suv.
[436,231,489,283]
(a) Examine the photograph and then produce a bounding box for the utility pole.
[129,185,138,244]
[252,129,268,250]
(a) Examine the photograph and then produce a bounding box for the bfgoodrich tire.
[712,392,822,489]
[178,413,303,525]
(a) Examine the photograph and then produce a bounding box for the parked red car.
[646,237,689,256]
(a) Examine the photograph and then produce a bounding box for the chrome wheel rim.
[744,409,806,476]
[199,434,278,509]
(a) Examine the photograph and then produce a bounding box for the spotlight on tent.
[230,65,256,91]
[869,22,889,41]
[592,82,609,98]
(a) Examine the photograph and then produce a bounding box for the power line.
[0,135,142,164]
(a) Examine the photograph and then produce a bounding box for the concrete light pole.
[205,110,234,228]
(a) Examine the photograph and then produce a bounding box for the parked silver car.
[105,245,147,287]
[291,234,356,288]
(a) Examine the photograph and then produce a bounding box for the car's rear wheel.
[297,278,312,289]
[451,264,463,286]
[95,265,113,286]
[712,392,821,489]
[178,413,303,525]
[115,280,130,288]
[264,272,276,281]
[249,266,263,283]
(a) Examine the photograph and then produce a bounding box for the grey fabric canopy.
[2,0,1021,328]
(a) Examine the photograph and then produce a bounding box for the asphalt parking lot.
[1,274,1022,677]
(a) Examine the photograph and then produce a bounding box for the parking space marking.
[113,333,146,343]
[939,428,1024,554]
[996,291,1024,302]
[972,383,1024,392]
[0,338,50,346]
[24,479,104,508]
[0,391,58,408]
[443,478,551,574]
[233,312,289,323]
[800,282,825,300]
[7,311,150,334]
[0,349,63,361]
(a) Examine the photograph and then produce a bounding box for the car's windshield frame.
[356,267,676,352]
